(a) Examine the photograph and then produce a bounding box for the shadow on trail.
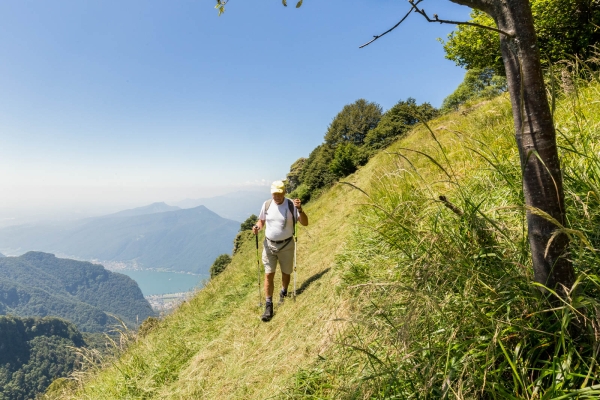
[295,268,331,296]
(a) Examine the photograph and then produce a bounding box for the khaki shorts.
[262,237,295,275]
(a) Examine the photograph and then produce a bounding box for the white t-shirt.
[258,198,300,241]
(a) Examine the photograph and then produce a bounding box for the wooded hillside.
[0,316,84,400]
[0,252,155,332]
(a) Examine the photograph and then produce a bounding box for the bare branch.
[409,0,513,37]
[359,0,423,48]
[360,0,512,49]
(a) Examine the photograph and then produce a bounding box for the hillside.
[0,316,85,400]
[0,206,239,274]
[46,79,600,398]
[0,252,155,332]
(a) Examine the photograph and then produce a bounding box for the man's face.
[272,192,285,205]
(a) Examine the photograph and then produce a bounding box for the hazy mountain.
[0,206,239,274]
[0,202,183,256]
[173,190,269,222]
[0,252,155,332]
[100,202,180,219]
[0,253,4,257]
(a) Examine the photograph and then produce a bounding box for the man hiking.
[252,180,308,322]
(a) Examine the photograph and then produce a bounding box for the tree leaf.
[296,0,303,8]
[282,0,287,6]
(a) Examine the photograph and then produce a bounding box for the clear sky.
[0,0,471,218]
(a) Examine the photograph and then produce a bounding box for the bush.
[300,144,336,191]
[364,98,438,152]
[329,143,364,177]
[289,184,311,204]
[239,214,258,232]
[209,254,232,278]
[441,68,507,112]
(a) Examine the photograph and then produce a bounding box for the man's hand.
[293,198,303,212]
[252,225,260,235]
[294,199,309,226]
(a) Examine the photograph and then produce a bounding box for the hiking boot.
[278,289,288,305]
[261,302,273,322]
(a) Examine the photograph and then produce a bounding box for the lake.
[118,270,209,296]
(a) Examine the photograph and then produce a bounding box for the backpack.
[264,198,297,234]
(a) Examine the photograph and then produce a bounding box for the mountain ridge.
[173,190,268,222]
[98,202,180,219]
[0,206,239,274]
[0,252,155,332]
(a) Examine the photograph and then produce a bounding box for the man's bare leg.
[262,272,275,321]
[264,272,275,300]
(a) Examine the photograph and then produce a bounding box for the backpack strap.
[287,198,297,234]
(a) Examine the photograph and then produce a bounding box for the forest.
[0,316,85,400]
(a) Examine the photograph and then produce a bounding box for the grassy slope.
[49,78,600,398]
[49,158,375,399]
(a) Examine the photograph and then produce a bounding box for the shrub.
[239,214,258,232]
[289,184,311,204]
[209,254,232,278]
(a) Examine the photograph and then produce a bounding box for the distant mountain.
[173,190,269,222]
[100,202,180,219]
[0,253,4,257]
[0,206,240,274]
[0,315,85,400]
[0,252,155,332]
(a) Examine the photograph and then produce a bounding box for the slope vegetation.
[48,76,600,398]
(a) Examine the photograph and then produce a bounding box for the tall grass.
[284,62,600,399]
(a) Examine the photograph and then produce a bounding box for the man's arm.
[293,199,309,226]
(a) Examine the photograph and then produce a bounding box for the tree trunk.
[450,0,575,292]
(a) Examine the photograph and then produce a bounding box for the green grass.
[281,64,600,399]
[47,63,600,399]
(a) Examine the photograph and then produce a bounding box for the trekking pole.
[256,234,262,307]
[293,222,297,302]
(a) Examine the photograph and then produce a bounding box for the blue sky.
[0,0,471,215]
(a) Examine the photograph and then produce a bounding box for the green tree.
[365,98,439,151]
[299,144,336,191]
[210,254,232,278]
[324,99,382,148]
[329,142,370,178]
[441,68,507,112]
[442,0,600,75]
[239,214,258,232]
